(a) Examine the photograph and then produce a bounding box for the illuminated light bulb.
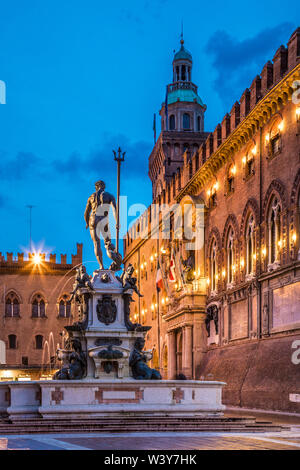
[253,253,257,260]
[193,271,196,276]
[240,258,245,268]
[175,283,178,289]
[166,297,169,302]
[214,182,219,191]
[150,255,154,262]
[278,239,282,248]
[207,189,211,197]
[151,304,154,311]
[140,263,144,269]
[222,270,226,278]
[296,108,300,121]
[215,274,219,280]
[278,121,284,132]
[206,278,210,285]
[262,247,266,257]
[231,165,237,175]
[232,264,236,272]
[252,146,257,155]
[161,298,165,305]
[292,232,297,243]
[154,252,158,258]
[265,134,270,143]
[155,303,158,308]
[242,156,247,165]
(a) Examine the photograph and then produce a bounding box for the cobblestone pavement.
[1,430,300,450]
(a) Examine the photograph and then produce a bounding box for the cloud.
[205,23,294,110]
[51,134,152,183]
[0,151,42,181]
[0,134,152,188]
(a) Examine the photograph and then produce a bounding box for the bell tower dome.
[160,37,206,132]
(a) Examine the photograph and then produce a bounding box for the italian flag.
[156,261,163,291]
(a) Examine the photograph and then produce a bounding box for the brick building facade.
[0,244,82,380]
[124,29,300,412]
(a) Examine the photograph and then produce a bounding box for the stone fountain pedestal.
[0,269,226,421]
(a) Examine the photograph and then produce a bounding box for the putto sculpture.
[84,179,122,271]
[53,337,86,380]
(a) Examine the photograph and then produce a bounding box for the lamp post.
[113,147,125,253]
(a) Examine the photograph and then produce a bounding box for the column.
[167,330,176,379]
[183,325,193,379]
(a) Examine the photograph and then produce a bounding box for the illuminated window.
[227,228,235,284]
[268,198,281,265]
[226,164,235,195]
[246,216,255,275]
[210,239,217,292]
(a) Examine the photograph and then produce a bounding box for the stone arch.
[28,290,47,304]
[240,198,260,236]
[262,179,288,218]
[222,214,240,248]
[207,227,222,254]
[290,167,300,206]
[1,288,23,304]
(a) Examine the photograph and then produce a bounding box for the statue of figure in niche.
[129,337,161,380]
[205,305,219,337]
[53,337,86,380]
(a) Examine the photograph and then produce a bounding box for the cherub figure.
[70,265,94,301]
[118,264,143,298]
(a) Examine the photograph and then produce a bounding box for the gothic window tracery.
[5,292,20,317]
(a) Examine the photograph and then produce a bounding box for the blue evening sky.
[0,0,297,271]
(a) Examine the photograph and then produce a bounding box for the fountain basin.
[0,379,225,421]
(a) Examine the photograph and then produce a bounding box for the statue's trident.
[113,147,125,253]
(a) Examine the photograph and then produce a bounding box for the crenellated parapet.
[0,243,83,274]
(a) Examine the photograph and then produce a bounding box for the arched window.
[169,114,175,130]
[197,116,201,131]
[58,295,71,318]
[268,198,281,266]
[246,216,255,275]
[210,239,218,292]
[227,228,235,285]
[32,294,46,318]
[183,113,190,130]
[35,335,43,350]
[5,293,20,317]
[8,334,17,349]
[226,164,235,195]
